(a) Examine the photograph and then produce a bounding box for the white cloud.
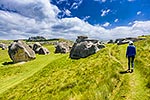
[65,9,71,16]
[55,0,68,4]
[114,19,119,22]
[102,0,107,2]
[0,0,60,21]
[128,0,135,2]
[137,11,141,15]
[101,9,110,17]
[102,22,110,27]
[0,0,150,41]
[70,0,83,9]
[94,0,107,3]
[83,16,90,21]
[128,22,133,25]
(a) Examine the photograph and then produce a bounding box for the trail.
[108,45,148,100]
[0,55,65,94]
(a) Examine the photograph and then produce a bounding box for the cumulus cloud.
[101,9,110,17]
[0,0,60,21]
[0,0,150,41]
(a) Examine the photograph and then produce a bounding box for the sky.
[0,0,150,40]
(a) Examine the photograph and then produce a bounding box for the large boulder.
[70,36,105,59]
[32,42,49,55]
[33,42,42,53]
[0,43,7,50]
[55,42,71,53]
[38,47,50,55]
[8,40,36,63]
[76,36,88,43]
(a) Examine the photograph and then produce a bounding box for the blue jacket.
[126,45,136,57]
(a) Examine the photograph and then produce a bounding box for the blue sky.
[0,0,150,40]
[51,0,150,28]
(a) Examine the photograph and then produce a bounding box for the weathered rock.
[33,42,42,53]
[117,40,130,45]
[55,42,70,53]
[8,40,36,63]
[32,42,50,55]
[28,44,33,49]
[38,47,50,55]
[115,37,145,45]
[76,36,88,43]
[0,43,7,50]
[107,39,114,44]
[70,36,105,59]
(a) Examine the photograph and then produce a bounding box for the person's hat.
[129,41,133,45]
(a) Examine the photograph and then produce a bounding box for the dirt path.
[108,45,147,100]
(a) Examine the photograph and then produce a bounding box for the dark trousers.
[128,56,135,70]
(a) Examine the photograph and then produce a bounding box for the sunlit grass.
[0,37,150,100]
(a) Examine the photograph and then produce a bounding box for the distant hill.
[0,36,149,100]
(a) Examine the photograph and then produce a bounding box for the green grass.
[0,45,66,94]
[0,38,150,100]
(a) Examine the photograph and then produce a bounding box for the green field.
[0,37,150,100]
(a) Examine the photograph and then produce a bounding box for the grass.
[0,45,66,94]
[0,37,150,100]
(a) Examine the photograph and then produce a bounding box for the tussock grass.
[0,38,150,100]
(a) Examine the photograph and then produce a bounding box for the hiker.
[126,41,136,73]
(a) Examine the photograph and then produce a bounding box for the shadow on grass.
[119,70,129,74]
[2,61,14,65]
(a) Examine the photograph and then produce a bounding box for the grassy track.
[109,41,150,100]
[0,45,66,94]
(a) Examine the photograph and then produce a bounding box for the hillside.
[0,37,150,100]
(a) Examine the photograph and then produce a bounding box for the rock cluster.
[70,36,105,59]
[115,37,144,45]
[8,40,36,63]
[55,42,71,53]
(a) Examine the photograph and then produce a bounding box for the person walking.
[126,41,136,73]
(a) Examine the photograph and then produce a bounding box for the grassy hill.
[0,37,150,100]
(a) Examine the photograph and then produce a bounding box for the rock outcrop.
[0,43,7,50]
[55,42,71,53]
[115,37,145,45]
[32,42,50,55]
[8,40,36,63]
[70,36,105,59]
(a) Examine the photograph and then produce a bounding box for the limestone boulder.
[32,42,50,55]
[0,43,7,50]
[38,47,50,54]
[70,36,105,59]
[8,40,36,63]
[33,42,42,53]
[55,42,71,53]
